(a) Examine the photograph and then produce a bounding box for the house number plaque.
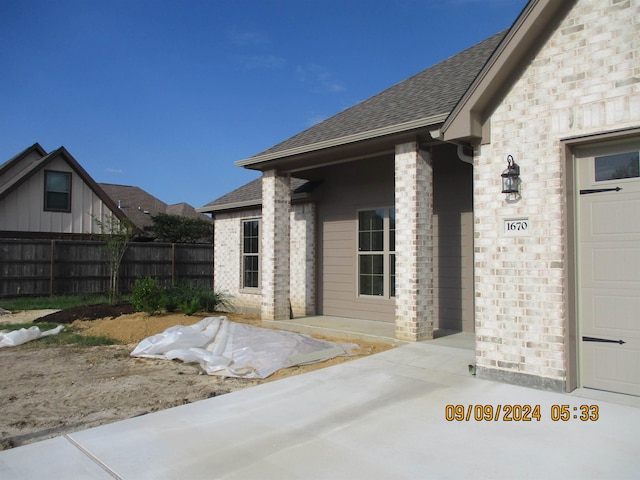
[503,217,529,236]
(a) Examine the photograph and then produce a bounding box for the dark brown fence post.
[49,240,55,297]
[170,243,175,287]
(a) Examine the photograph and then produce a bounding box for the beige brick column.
[395,141,433,341]
[261,170,291,320]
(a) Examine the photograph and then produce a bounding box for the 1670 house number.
[504,218,529,235]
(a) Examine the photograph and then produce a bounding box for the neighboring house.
[0,144,210,241]
[201,0,639,396]
[98,183,211,237]
[0,143,127,239]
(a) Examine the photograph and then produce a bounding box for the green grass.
[1,322,119,346]
[1,294,126,311]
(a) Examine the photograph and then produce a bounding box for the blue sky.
[0,0,528,210]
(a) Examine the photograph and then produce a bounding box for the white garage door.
[577,140,640,396]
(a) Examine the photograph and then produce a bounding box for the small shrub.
[131,277,164,315]
[178,298,200,316]
[160,289,179,312]
[197,289,232,312]
[164,283,231,315]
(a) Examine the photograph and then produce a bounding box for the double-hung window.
[358,208,395,298]
[242,219,260,289]
[44,170,71,212]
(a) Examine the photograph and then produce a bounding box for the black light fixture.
[501,155,520,194]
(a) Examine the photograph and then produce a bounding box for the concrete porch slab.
[262,315,399,345]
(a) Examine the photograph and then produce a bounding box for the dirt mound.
[35,303,136,324]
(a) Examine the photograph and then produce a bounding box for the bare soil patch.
[0,306,392,450]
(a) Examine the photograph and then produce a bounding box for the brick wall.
[394,142,434,341]
[213,202,315,316]
[474,0,640,390]
[213,208,261,313]
[290,202,316,316]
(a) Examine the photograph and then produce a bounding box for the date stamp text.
[444,404,599,422]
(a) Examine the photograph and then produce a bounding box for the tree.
[93,213,136,304]
[145,213,213,244]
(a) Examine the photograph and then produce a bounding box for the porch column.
[394,141,434,341]
[261,169,291,320]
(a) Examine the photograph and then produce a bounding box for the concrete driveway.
[1,341,638,479]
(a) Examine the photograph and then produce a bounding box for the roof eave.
[197,199,262,213]
[236,113,449,169]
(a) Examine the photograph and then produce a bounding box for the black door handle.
[583,336,625,344]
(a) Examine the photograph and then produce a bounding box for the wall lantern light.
[501,155,520,194]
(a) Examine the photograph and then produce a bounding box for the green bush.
[130,277,164,315]
[130,278,231,316]
[178,298,200,316]
[165,283,231,315]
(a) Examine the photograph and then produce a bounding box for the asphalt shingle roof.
[99,183,210,231]
[207,31,506,212]
[200,177,311,212]
[248,31,506,161]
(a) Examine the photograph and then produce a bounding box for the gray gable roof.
[239,31,506,165]
[0,143,47,193]
[199,177,313,213]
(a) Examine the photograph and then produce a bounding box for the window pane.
[595,152,640,181]
[359,210,384,230]
[45,171,71,210]
[243,255,259,288]
[242,220,259,253]
[371,254,383,275]
[46,192,69,210]
[371,276,384,296]
[390,254,396,297]
[359,254,384,296]
[46,172,70,192]
[371,231,384,251]
[244,237,258,254]
[359,232,371,251]
[389,208,396,252]
[242,220,259,288]
[359,275,371,296]
[359,210,384,252]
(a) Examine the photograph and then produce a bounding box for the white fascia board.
[235,113,449,168]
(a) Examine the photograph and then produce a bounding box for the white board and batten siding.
[0,156,116,235]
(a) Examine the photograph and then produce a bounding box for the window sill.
[240,288,261,295]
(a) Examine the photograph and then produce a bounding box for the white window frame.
[357,207,395,298]
[241,218,260,290]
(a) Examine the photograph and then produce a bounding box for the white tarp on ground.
[131,316,358,379]
[0,325,64,348]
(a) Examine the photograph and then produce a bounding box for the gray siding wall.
[316,150,473,329]
[317,156,396,322]
[433,154,474,333]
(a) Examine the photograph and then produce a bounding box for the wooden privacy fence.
[0,239,213,299]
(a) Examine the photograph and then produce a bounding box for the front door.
[576,139,640,396]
